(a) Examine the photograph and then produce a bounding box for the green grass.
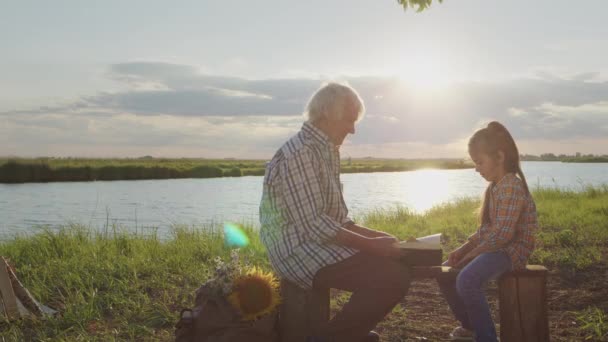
[0,157,471,183]
[0,186,606,340]
[574,307,608,341]
[360,184,608,272]
[0,224,270,341]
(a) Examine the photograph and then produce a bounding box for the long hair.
[469,121,530,224]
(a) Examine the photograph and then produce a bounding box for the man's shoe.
[362,330,380,342]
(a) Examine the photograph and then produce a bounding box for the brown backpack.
[175,283,279,342]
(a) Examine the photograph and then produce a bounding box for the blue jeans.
[437,251,512,342]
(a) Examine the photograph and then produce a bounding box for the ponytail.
[470,121,530,224]
[486,121,530,194]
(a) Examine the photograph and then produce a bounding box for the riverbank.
[521,154,608,163]
[0,186,606,340]
[563,156,608,163]
[0,157,472,183]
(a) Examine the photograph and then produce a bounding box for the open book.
[394,233,442,250]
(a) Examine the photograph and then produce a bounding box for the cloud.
[94,62,321,116]
[501,101,608,139]
[2,61,608,157]
[0,110,301,158]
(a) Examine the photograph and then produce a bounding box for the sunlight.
[399,169,452,212]
[394,52,454,90]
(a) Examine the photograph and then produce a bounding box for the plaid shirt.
[468,173,538,269]
[259,122,358,289]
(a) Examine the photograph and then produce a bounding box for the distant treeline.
[0,158,265,183]
[521,153,608,163]
[0,157,472,183]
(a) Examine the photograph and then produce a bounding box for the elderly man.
[260,83,410,342]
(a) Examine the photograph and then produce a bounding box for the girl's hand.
[454,256,473,269]
[445,253,458,267]
[445,248,464,267]
[453,248,481,269]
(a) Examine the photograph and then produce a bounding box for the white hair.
[304,82,365,123]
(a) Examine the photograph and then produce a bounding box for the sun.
[394,53,454,90]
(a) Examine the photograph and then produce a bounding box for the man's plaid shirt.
[468,173,538,269]
[259,122,358,289]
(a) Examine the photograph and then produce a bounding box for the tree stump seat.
[279,265,549,342]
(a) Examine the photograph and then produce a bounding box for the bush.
[223,167,242,177]
[0,160,53,183]
[188,166,223,178]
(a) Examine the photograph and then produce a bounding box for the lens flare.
[223,223,250,248]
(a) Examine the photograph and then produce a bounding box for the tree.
[540,153,558,161]
[397,0,444,12]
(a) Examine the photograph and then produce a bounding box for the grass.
[575,307,608,341]
[360,184,608,274]
[0,186,606,340]
[0,157,472,183]
[0,224,269,341]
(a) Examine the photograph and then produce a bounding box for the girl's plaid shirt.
[468,173,538,269]
[259,122,357,289]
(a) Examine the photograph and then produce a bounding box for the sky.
[1,0,608,159]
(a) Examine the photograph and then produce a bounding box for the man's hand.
[335,228,401,258]
[342,222,396,239]
[365,236,402,258]
[374,231,398,240]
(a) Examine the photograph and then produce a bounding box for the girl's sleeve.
[467,227,482,246]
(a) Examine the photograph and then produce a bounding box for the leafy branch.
[396,0,444,12]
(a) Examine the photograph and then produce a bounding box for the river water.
[1,161,607,239]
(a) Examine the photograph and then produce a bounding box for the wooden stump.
[498,265,549,342]
[279,265,549,342]
[279,279,329,342]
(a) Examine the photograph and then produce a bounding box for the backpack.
[175,282,279,342]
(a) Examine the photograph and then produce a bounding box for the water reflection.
[342,168,484,216]
[398,169,454,212]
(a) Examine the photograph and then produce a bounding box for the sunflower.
[227,266,281,321]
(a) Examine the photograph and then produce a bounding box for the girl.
[439,121,538,342]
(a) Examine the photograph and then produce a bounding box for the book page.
[394,233,441,250]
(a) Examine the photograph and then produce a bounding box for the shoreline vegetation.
[1,153,606,184]
[0,186,606,340]
[1,153,607,184]
[520,153,608,163]
[0,157,472,183]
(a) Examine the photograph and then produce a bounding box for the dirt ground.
[329,265,608,341]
